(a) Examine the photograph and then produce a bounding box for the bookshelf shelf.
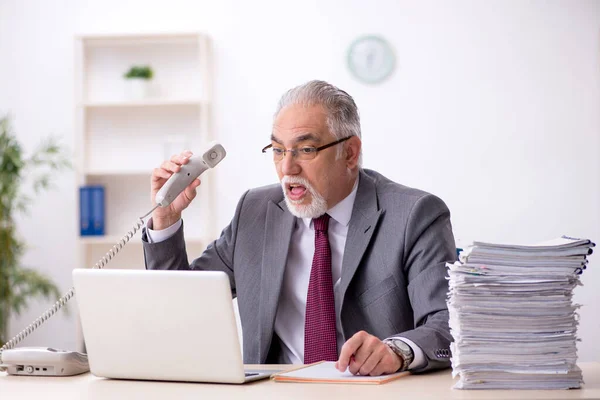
[79,32,201,47]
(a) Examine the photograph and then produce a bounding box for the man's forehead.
[274,104,327,126]
[271,104,332,143]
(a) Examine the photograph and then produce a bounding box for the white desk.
[2,363,599,399]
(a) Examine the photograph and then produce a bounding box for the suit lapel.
[339,171,383,304]
[258,199,295,362]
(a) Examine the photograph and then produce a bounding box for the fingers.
[336,331,402,376]
[349,334,380,375]
[358,345,389,376]
[160,151,194,176]
[336,331,367,372]
[161,160,182,174]
[370,346,399,376]
[151,151,194,186]
[150,152,197,227]
[183,179,201,202]
[170,150,193,164]
[191,178,201,189]
[152,167,172,182]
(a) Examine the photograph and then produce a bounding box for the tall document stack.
[447,236,595,389]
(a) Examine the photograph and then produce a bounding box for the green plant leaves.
[124,65,154,80]
[7,267,63,317]
[0,115,71,345]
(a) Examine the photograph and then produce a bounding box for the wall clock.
[347,35,396,84]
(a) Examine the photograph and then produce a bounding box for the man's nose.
[279,150,301,175]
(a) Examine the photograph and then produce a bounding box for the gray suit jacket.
[143,169,456,372]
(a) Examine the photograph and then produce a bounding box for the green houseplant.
[124,65,154,80]
[0,115,70,345]
[123,65,154,99]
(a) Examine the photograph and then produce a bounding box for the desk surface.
[2,362,599,399]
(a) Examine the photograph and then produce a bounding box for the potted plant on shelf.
[0,115,70,345]
[123,65,154,100]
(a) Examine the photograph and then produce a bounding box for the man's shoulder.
[241,182,284,206]
[362,169,433,199]
[362,169,448,211]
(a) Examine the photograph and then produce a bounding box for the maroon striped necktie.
[304,213,338,364]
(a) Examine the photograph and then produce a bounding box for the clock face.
[347,35,395,84]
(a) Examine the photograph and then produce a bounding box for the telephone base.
[2,347,90,376]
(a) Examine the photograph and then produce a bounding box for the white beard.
[281,176,328,219]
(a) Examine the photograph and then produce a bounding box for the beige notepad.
[271,361,409,384]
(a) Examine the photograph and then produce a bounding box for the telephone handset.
[0,142,226,376]
[155,144,226,207]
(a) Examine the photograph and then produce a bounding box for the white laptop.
[73,269,274,383]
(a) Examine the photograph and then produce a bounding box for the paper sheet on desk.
[271,361,409,384]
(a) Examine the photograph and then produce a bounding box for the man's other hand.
[335,331,402,376]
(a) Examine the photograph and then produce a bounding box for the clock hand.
[367,50,375,70]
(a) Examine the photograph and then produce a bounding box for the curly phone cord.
[0,206,157,368]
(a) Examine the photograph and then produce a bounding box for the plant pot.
[125,78,151,100]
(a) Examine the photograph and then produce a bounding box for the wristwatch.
[383,338,414,372]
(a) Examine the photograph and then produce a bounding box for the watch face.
[347,35,395,84]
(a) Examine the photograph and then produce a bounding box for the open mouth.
[287,183,307,201]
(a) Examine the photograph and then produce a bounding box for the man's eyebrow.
[294,133,319,143]
[270,134,283,144]
[270,133,320,145]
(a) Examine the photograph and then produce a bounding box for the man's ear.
[345,136,362,169]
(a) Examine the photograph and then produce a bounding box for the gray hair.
[274,80,362,165]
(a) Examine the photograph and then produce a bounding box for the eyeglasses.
[261,136,353,162]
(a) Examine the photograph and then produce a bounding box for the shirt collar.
[301,176,360,229]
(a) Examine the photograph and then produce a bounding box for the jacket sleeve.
[391,193,456,373]
[142,190,250,297]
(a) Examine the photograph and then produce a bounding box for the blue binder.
[80,186,105,236]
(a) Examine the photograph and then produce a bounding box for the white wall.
[1,0,599,360]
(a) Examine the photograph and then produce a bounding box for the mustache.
[282,175,311,187]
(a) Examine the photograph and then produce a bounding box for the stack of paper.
[447,236,595,390]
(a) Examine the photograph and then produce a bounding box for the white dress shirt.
[146,179,425,369]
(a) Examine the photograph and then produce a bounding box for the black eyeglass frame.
[261,136,353,161]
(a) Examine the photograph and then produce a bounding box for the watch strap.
[383,338,414,372]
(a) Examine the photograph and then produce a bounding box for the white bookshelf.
[74,32,216,272]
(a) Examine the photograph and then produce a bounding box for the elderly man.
[143,80,456,376]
